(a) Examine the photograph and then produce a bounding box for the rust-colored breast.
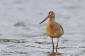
[46,22,64,38]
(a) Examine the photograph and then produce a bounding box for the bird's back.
[46,22,64,38]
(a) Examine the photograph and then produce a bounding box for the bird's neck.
[49,18,55,22]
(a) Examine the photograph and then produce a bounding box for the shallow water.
[0,0,85,56]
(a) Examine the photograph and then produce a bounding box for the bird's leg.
[52,38,54,52]
[56,39,59,52]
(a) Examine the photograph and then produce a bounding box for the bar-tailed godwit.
[40,11,64,52]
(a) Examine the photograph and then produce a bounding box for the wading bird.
[40,11,64,52]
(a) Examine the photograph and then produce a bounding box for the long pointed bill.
[40,16,49,24]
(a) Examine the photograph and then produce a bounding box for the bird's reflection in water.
[47,52,62,56]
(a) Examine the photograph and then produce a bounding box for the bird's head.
[40,11,55,24]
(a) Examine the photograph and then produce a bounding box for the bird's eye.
[49,13,52,15]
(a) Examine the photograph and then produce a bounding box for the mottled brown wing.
[55,22,64,35]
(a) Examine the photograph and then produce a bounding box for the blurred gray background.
[0,0,85,56]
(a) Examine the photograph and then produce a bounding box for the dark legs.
[52,38,54,52]
[56,39,59,52]
[51,38,59,53]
